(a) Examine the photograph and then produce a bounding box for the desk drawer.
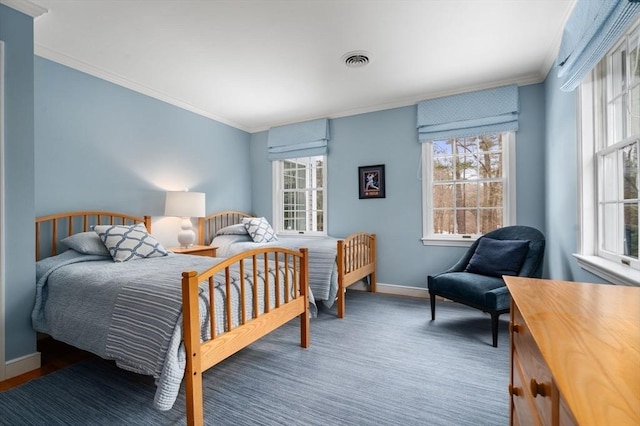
[512,354,542,426]
[512,305,553,426]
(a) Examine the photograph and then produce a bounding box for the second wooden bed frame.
[35,211,310,426]
[198,210,377,318]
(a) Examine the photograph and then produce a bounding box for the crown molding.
[0,0,47,18]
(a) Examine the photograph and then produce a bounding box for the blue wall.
[0,4,36,360]
[250,84,548,288]
[35,57,252,217]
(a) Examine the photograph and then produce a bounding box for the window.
[272,155,326,236]
[577,18,640,284]
[421,132,515,246]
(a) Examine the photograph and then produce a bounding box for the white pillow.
[241,217,278,243]
[94,223,168,262]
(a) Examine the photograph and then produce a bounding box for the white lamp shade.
[164,191,206,218]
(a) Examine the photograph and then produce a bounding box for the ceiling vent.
[342,51,370,68]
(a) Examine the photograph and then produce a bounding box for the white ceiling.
[25,0,574,133]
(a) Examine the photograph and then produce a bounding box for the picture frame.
[358,164,386,199]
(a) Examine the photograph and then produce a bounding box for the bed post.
[336,240,346,319]
[182,270,204,426]
[144,216,152,233]
[299,248,310,348]
[370,234,377,293]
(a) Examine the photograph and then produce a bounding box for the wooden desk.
[505,277,640,426]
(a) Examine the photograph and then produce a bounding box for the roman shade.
[267,118,330,160]
[556,0,640,92]
[416,84,519,142]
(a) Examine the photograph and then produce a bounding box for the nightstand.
[169,245,218,257]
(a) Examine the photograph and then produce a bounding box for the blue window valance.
[416,84,519,142]
[267,118,330,160]
[556,0,640,92]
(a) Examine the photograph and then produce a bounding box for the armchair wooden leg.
[429,291,436,321]
[491,312,499,348]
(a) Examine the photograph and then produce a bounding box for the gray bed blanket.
[32,250,307,411]
[212,235,339,306]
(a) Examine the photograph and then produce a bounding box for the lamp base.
[177,217,196,248]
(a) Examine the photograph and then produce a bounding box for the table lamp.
[164,191,206,248]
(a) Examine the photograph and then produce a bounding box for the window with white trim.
[577,18,640,284]
[421,132,516,246]
[272,155,326,236]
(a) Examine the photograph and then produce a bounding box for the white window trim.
[575,64,640,287]
[421,132,516,247]
[272,156,327,237]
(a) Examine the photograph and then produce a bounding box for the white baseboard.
[349,281,429,299]
[5,351,41,380]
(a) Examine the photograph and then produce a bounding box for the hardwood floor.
[0,337,94,392]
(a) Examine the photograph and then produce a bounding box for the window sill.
[573,254,640,286]
[421,238,475,248]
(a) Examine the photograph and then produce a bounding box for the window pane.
[602,152,618,201]
[479,181,503,207]
[433,209,454,234]
[624,203,638,258]
[602,203,618,252]
[610,43,626,97]
[456,209,478,235]
[623,143,638,200]
[630,27,639,86]
[479,134,502,152]
[456,154,476,180]
[480,209,503,234]
[631,85,640,136]
[433,139,453,155]
[610,95,626,144]
[456,138,476,155]
[434,156,454,181]
[433,184,453,208]
[457,183,477,208]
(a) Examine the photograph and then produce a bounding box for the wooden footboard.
[199,210,377,319]
[181,247,310,426]
[336,233,376,318]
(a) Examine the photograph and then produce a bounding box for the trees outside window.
[422,132,515,245]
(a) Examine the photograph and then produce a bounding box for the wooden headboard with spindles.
[35,211,151,261]
[198,210,253,246]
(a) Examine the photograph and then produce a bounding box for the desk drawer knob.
[530,379,548,397]
[509,384,522,397]
[510,322,523,333]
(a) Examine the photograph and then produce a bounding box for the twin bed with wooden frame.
[198,210,377,318]
[34,211,309,426]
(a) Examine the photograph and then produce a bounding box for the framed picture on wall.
[358,164,386,199]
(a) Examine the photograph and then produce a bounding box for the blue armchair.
[427,226,545,347]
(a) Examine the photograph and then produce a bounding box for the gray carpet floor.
[0,290,510,425]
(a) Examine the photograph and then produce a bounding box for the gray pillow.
[60,232,111,257]
[216,223,249,236]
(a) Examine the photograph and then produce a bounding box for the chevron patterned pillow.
[94,223,168,262]
[242,217,278,243]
